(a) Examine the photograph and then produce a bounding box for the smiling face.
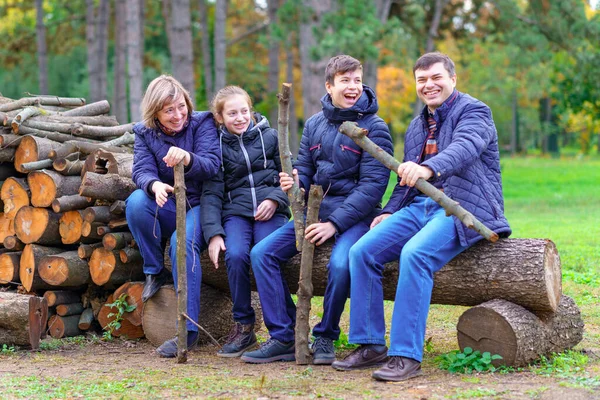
[325,69,363,109]
[217,94,252,135]
[156,94,188,133]
[415,62,457,113]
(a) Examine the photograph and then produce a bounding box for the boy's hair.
[413,52,456,77]
[325,55,363,85]
[210,86,254,126]
[141,75,194,129]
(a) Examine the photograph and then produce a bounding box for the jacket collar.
[321,85,379,123]
[421,89,459,123]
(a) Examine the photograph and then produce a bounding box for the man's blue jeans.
[348,195,468,362]
[250,219,370,342]
[126,189,206,332]
[222,214,288,325]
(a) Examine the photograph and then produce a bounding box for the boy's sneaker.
[156,331,199,358]
[240,338,295,363]
[311,336,335,365]
[217,322,257,358]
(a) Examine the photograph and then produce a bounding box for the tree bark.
[0,97,86,113]
[56,303,85,317]
[53,158,85,176]
[48,137,131,161]
[214,0,228,90]
[170,0,195,102]
[113,281,144,326]
[20,244,64,292]
[86,0,110,102]
[199,0,213,101]
[457,296,584,367]
[35,0,48,95]
[28,170,82,208]
[201,238,562,314]
[296,185,322,365]
[267,0,281,126]
[285,39,299,157]
[78,308,95,330]
[14,207,63,246]
[110,200,126,215]
[39,251,91,287]
[82,150,133,178]
[52,195,94,213]
[103,232,134,251]
[174,162,188,362]
[3,236,25,251]
[363,0,392,89]
[78,242,104,259]
[83,206,113,223]
[89,248,144,288]
[48,314,82,339]
[0,292,47,349]
[277,83,305,250]
[113,0,128,125]
[126,0,144,122]
[14,136,62,173]
[44,290,82,307]
[61,100,110,117]
[120,247,141,264]
[79,172,136,201]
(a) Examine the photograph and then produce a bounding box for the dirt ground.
[1,337,599,399]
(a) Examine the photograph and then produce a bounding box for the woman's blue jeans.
[126,189,206,332]
[348,196,468,362]
[250,219,370,343]
[222,214,288,325]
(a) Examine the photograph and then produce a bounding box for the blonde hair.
[210,86,254,126]
[140,75,194,129]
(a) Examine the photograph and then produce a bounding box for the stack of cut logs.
[0,95,585,367]
[0,94,240,349]
[0,95,141,346]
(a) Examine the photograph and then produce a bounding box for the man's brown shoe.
[331,344,388,371]
[372,356,423,382]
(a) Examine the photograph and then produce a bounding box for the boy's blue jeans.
[250,219,370,342]
[348,196,468,362]
[126,189,206,332]
[222,214,288,325]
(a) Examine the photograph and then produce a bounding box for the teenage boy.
[332,52,511,381]
[241,54,394,364]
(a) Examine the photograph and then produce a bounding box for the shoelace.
[388,356,404,369]
[226,322,242,342]
[313,337,333,353]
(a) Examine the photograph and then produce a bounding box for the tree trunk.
[97,294,145,339]
[52,195,94,214]
[214,0,228,89]
[43,290,82,307]
[103,232,134,251]
[82,150,133,178]
[113,281,144,326]
[14,207,63,245]
[0,292,47,349]
[285,39,299,157]
[35,0,48,95]
[110,200,126,215]
[81,221,105,240]
[113,0,128,124]
[58,210,84,244]
[78,308,95,330]
[126,0,144,122]
[28,170,82,208]
[1,177,30,219]
[267,0,281,126]
[53,158,85,176]
[79,172,136,201]
[201,238,562,314]
[0,213,15,244]
[86,0,100,102]
[61,100,110,117]
[89,248,144,288]
[199,0,213,101]
[14,136,62,173]
[142,284,263,347]
[3,236,25,251]
[457,296,584,367]
[0,251,21,285]
[170,0,195,102]
[19,244,63,292]
[120,247,141,264]
[299,0,331,120]
[56,303,85,317]
[83,206,113,224]
[78,242,104,259]
[39,251,91,287]
[48,314,82,339]
[363,0,392,89]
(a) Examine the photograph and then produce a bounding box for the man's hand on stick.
[398,161,433,187]
[305,222,336,246]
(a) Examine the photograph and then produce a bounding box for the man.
[332,52,511,380]
[241,55,393,364]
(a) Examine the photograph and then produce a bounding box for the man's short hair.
[413,52,456,77]
[325,55,362,85]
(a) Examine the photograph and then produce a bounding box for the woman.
[126,75,220,357]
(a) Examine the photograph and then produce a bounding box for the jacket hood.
[321,85,379,123]
[220,112,270,144]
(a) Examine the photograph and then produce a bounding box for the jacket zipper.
[310,144,321,151]
[238,135,258,215]
[340,144,361,155]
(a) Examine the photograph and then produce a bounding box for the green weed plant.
[102,293,136,341]
[437,347,503,374]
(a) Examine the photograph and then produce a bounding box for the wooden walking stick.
[174,162,188,363]
[295,185,323,365]
[339,121,499,242]
[277,83,305,251]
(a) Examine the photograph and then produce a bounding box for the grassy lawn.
[1,156,599,399]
